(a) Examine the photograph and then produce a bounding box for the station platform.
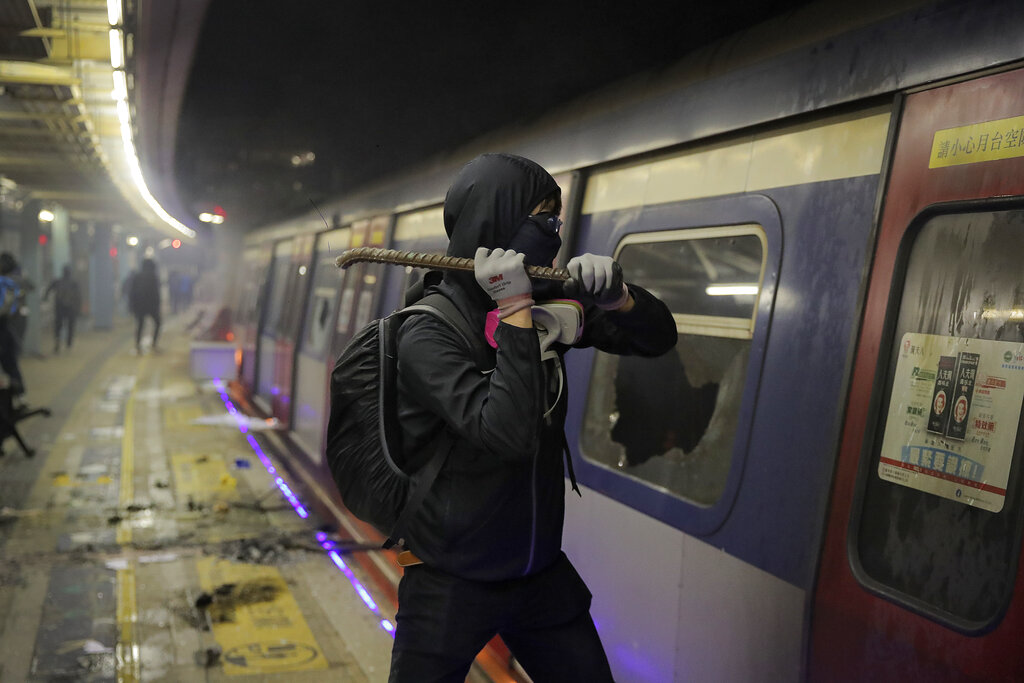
[0,313,515,682]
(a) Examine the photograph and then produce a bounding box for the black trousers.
[389,551,614,683]
[0,322,24,394]
[135,311,160,349]
[54,305,76,349]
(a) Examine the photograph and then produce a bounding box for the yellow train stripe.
[394,206,446,241]
[583,105,891,214]
[196,557,328,675]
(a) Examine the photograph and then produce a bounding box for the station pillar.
[18,201,44,356]
[89,222,116,330]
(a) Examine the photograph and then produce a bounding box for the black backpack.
[325,290,490,548]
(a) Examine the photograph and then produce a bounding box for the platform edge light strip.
[107,0,195,240]
[210,378,398,637]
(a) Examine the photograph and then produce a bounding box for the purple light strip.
[211,379,396,637]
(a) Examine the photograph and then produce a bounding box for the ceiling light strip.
[108,3,195,239]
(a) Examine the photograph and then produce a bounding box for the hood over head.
[439,153,559,316]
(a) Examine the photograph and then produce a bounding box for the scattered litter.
[154,480,170,488]
[56,639,113,655]
[1,506,43,519]
[139,552,179,564]
[89,426,125,439]
[191,414,282,430]
[207,533,378,565]
[194,578,284,623]
[106,552,180,570]
[234,458,251,469]
[212,502,230,514]
[195,645,222,668]
[82,639,113,655]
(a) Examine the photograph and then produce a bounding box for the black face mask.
[508,212,562,267]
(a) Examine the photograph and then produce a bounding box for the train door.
[235,244,271,392]
[292,226,351,461]
[810,67,1024,680]
[254,235,313,422]
[274,232,315,425]
[560,106,892,682]
[254,238,291,411]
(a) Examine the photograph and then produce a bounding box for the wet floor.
[0,314,408,681]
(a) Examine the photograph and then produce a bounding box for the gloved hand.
[564,253,629,310]
[474,247,535,319]
[474,247,532,300]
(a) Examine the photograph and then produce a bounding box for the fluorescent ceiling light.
[109,29,124,69]
[111,70,127,100]
[107,0,122,26]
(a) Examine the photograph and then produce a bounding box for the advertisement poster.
[878,333,1024,512]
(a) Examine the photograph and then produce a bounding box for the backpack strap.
[383,427,454,549]
[404,292,493,371]
[382,290,490,549]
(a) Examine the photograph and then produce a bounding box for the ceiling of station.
[0,0,150,228]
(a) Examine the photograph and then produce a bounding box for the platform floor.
[0,313,503,682]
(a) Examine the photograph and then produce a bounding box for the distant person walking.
[130,258,161,353]
[44,265,81,353]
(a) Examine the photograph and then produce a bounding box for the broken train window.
[579,226,765,506]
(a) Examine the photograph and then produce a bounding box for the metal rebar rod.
[335,247,570,281]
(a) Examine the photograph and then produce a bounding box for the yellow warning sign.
[929,114,1024,168]
[196,557,328,675]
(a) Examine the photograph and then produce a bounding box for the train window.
[301,229,349,358]
[579,226,766,506]
[261,241,293,337]
[854,206,1024,631]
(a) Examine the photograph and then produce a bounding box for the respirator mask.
[508,212,564,301]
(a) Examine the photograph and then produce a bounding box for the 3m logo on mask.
[489,274,504,284]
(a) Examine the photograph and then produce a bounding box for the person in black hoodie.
[389,153,677,682]
[130,258,161,353]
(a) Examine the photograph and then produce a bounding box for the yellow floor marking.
[172,453,239,502]
[116,361,144,545]
[196,557,328,675]
[163,403,205,431]
[117,360,145,682]
[116,566,141,683]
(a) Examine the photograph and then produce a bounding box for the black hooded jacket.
[395,153,677,581]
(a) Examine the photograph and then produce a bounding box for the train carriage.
[227,1,1024,679]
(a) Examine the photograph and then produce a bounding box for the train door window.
[261,241,293,337]
[853,206,1024,631]
[301,228,349,358]
[579,225,766,506]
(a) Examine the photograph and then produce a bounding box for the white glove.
[565,253,629,310]
[473,247,532,302]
